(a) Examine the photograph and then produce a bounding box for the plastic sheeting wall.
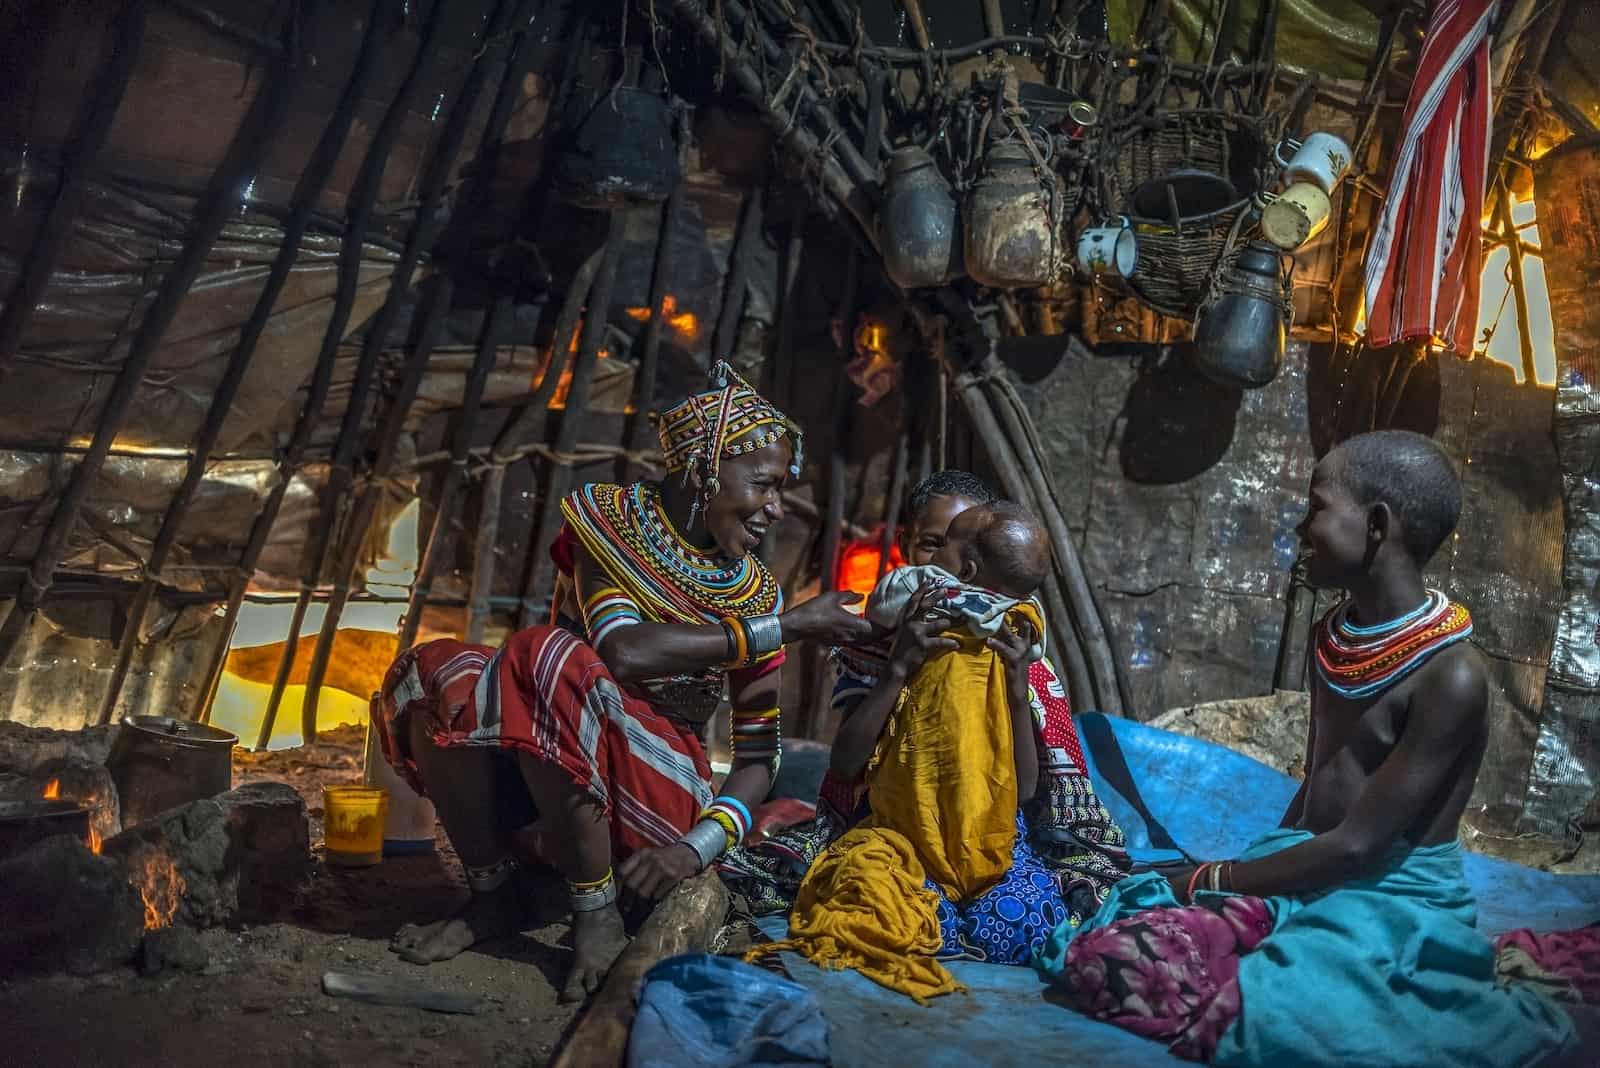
[1533,136,1600,838]
[1019,339,1570,829]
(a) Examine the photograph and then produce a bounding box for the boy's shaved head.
[1327,430,1461,566]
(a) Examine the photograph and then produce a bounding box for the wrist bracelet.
[745,613,783,658]
[678,819,728,870]
[466,856,519,893]
[1185,863,1210,905]
[722,615,750,666]
[567,868,618,912]
[720,620,737,662]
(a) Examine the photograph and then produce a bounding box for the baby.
[866,499,1051,658]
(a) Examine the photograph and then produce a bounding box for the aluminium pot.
[107,716,237,829]
[879,147,963,288]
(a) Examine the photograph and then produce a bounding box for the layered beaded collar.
[1314,589,1473,699]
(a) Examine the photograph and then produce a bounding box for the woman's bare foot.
[561,904,629,1003]
[390,880,525,964]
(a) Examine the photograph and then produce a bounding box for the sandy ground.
[0,727,585,1068]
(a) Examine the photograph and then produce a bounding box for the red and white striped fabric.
[373,625,713,859]
[1362,0,1497,353]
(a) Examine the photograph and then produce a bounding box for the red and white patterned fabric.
[374,625,713,859]
[1361,0,1496,353]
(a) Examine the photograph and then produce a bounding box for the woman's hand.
[886,581,960,678]
[780,591,875,645]
[617,844,702,899]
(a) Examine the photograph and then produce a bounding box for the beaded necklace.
[559,481,782,626]
[1314,589,1473,699]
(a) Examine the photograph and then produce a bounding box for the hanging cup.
[1077,216,1137,277]
[1260,181,1333,250]
[1273,132,1352,194]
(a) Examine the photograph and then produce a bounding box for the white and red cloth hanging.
[1361,0,1497,353]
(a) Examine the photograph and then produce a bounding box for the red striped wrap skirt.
[373,624,713,858]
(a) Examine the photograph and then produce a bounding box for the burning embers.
[128,847,186,930]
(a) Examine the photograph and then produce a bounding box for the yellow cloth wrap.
[861,600,1044,903]
[746,826,964,1004]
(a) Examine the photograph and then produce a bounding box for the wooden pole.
[466,466,506,645]
[518,211,629,628]
[877,416,909,580]
[253,0,455,744]
[293,0,524,739]
[0,0,146,386]
[618,181,686,484]
[296,277,456,742]
[95,0,394,727]
[399,297,511,652]
[766,208,806,406]
[490,249,605,461]
[0,2,304,672]
[981,0,1006,38]
[900,0,933,51]
[1497,186,1539,385]
[711,185,766,367]
[548,871,729,1068]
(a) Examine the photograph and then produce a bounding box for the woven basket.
[1104,112,1269,216]
[1126,199,1253,318]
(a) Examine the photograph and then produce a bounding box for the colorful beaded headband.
[653,362,804,498]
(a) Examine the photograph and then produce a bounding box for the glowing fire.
[623,294,701,342]
[41,778,59,800]
[88,826,102,854]
[131,849,185,930]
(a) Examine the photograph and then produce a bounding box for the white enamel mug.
[1275,132,1352,194]
[1077,216,1137,277]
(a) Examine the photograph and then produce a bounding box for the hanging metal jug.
[879,147,963,288]
[964,141,1060,289]
[1190,243,1288,389]
[553,88,680,208]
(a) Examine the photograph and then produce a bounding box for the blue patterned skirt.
[931,816,1073,965]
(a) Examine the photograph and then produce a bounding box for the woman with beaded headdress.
[371,362,871,1002]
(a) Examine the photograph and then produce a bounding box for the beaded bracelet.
[567,868,618,912]
[700,796,752,848]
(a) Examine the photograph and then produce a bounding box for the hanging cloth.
[1361,0,1496,354]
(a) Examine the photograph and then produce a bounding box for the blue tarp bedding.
[744,714,1600,1067]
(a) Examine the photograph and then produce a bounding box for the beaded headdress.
[653,361,803,503]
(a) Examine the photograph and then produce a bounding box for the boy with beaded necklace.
[1034,430,1577,1065]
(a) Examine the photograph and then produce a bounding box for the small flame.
[88,826,102,854]
[622,295,700,342]
[41,778,60,800]
[131,849,185,930]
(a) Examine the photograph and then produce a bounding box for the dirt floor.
[0,727,585,1068]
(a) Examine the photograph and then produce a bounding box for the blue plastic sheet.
[628,954,829,1068]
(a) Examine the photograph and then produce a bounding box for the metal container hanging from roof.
[553,87,680,208]
[879,147,964,288]
[964,140,1061,290]
[1190,242,1289,389]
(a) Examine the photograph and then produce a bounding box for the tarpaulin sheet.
[753,716,1600,1068]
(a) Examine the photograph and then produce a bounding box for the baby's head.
[931,500,1050,600]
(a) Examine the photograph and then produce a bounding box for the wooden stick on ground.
[549,870,730,1068]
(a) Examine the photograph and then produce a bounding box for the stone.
[1147,689,1311,778]
[0,834,145,975]
[0,722,120,775]
[102,780,310,929]
[139,925,210,976]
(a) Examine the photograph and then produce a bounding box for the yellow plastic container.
[323,785,388,867]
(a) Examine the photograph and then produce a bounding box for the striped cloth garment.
[1361,0,1496,354]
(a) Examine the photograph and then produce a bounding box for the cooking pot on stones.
[108,716,237,829]
[0,799,91,859]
